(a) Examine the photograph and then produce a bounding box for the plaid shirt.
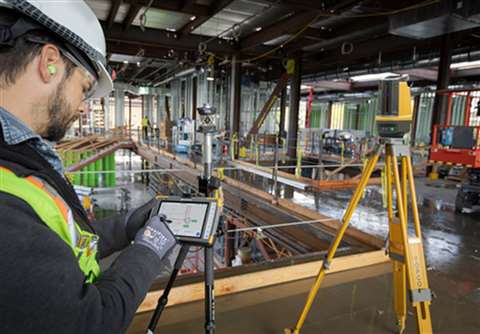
[0,107,64,176]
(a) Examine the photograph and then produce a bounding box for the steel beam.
[178,0,235,35]
[396,68,438,81]
[230,55,241,141]
[240,11,318,51]
[288,55,301,159]
[310,80,352,91]
[122,0,210,16]
[247,72,291,142]
[279,87,287,135]
[302,35,439,75]
[432,34,453,129]
[107,0,122,29]
[123,4,142,31]
[103,22,237,55]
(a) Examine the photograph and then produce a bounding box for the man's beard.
[42,85,75,142]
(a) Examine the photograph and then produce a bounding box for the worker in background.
[0,1,176,333]
[142,115,151,141]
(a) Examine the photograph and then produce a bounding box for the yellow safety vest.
[0,167,101,283]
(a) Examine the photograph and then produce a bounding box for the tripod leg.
[391,155,433,334]
[405,156,433,333]
[401,156,408,223]
[146,245,190,334]
[285,147,382,334]
[386,152,407,334]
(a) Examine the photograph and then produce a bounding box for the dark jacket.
[0,132,160,334]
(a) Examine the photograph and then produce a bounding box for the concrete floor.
[129,176,480,334]
[93,153,480,333]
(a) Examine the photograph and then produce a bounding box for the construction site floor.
[127,177,480,334]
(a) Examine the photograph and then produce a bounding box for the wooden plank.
[309,177,382,189]
[326,159,356,178]
[137,250,389,313]
[56,135,98,151]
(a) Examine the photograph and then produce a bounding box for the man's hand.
[125,199,157,241]
[134,215,176,260]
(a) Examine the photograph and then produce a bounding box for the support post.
[103,96,110,133]
[156,94,163,129]
[431,34,453,137]
[193,76,198,121]
[288,54,302,159]
[128,95,132,136]
[230,55,241,142]
[279,87,287,137]
[145,95,154,123]
[114,88,125,128]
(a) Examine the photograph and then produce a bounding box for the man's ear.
[38,44,62,83]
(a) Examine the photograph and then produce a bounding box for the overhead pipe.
[153,67,197,87]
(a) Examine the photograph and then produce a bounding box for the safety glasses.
[59,47,98,101]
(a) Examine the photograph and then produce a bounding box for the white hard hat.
[0,0,113,98]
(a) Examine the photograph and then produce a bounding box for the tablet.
[152,197,221,246]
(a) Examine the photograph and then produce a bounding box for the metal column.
[114,88,125,128]
[431,34,453,133]
[103,96,110,132]
[144,95,154,123]
[279,87,287,135]
[287,54,302,159]
[156,94,164,125]
[230,55,241,137]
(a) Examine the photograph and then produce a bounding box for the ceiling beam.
[129,60,154,81]
[104,22,237,55]
[262,0,357,12]
[107,0,122,29]
[140,65,169,82]
[123,3,142,31]
[302,35,442,75]
[122,0,210,16]
[310,80,352,91]
[302,23,389,53]
[178,0,235,36]
[240,11,318,51]
[107,42,172,59]
[396,68,438,81]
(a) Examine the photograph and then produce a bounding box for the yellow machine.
[376,78,413,138]
[285,77,433,334]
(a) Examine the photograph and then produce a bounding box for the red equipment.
[429,89,480,168]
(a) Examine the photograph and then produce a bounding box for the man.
[142,115,151,141]
[0,1,177,333]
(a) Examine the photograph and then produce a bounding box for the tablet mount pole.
[198,104,221,334]
[145,103,221,334]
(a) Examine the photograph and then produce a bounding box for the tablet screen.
[158,201,209,238]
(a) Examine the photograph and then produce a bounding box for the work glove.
[134,215,176,261]
[125,198,157,241]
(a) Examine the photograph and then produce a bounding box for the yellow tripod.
[285,138,433,334]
